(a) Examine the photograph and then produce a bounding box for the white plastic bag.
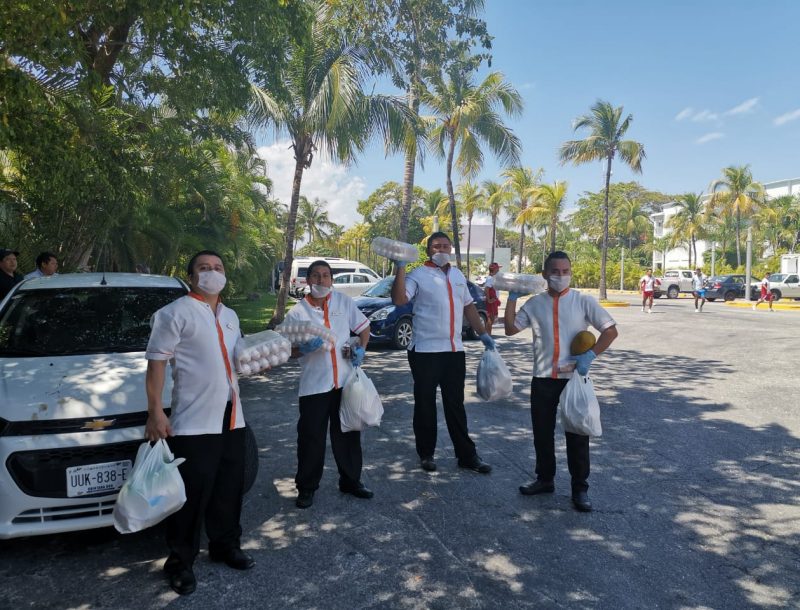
[112,439,187,534]
[340,368,384,432]
[476,348,513,401]
[560,374,602,437]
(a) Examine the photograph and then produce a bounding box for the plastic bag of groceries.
[340,368,384,432]
[559,374,602,437]
[113,439,186,534]
[476,348,513,401]
[235,330,292,375]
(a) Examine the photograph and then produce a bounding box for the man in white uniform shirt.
[639,268,660,313]
[285,260,372,509]
[504,251,618,512]
[391,232,496,474]
[145,250,253,595]
[692,268,706,312]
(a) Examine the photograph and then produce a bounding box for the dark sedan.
[703,274,750,301]
[353,276,488,349]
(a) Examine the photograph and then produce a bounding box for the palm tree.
[667,193,706,268]
[295,196,339,246]
[250,3,410,323]
[560,100,645,300]
[708,165,765,267]
[424,65,523,267]
[457,181,486,278]
[503,167,544,273]
[519,181,568,254]
[482,179,511,264]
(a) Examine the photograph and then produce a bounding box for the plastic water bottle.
[493,272,547,295]
[371,237,419,263]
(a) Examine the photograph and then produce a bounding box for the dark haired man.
[391,232,495,474]
[145,250,253,595]
[0,248,22,299]
[25,252,58,280]
[504,251,618,512]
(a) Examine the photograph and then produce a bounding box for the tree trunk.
[445,131,462,268]
[692,233,697,268]
[491,215,497,264]
[466,215,473,279]
[735,209,742,267]
[517,225,525,272]
[398,87,420,245]
[551,217,558,252]
[599,154,613,300]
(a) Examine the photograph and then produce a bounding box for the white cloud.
[691,109,719,122]
[695,132,724,144]
[519,82,535,90]
[675,107,694,121]
[773,108,800,126]
[257,140,367,228]
[724,97,759,115]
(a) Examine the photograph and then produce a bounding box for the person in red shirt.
[483,262,502,335]
[753,273,774,311]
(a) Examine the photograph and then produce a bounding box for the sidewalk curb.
[725,301,800,311]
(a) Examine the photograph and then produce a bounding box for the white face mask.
[310,284,331,298]
[197,270,227,295]
[431,252,451,267]
[547,274,571,292]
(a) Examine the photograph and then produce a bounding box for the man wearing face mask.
[504,251,618,512]
[285,260,372,509]
[391,232,495,474]
[145,250,253,595]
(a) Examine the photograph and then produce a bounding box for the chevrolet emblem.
[81,419,116,431]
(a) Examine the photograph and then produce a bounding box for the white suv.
[0,273,258,539]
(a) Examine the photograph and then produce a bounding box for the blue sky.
[259,1,800,227]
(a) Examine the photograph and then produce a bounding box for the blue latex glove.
[298,336,324,355]
[479,333,496,351]
[508,291,524,301]
[572,349,596,376]
[391,260,407,270]
[351,345,365,367]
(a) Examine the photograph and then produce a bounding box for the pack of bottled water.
[492,272,547,295]
[370,237,419,263]
[235,330,292,376]
[275,319,337,353]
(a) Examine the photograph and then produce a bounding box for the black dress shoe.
[519,480,555,495]
[572,491,593,512]
[458,455,492,474]
[419,457,437,472]
[296,489,314,509]
[339,482,374,499]
[168,566,196,595]
[210,547,255,570]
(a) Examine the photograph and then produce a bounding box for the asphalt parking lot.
[1,294,798,609]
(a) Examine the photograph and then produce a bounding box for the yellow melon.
[570,330,596,355]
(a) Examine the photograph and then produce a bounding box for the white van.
[288,257,381,297]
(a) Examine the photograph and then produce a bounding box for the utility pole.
[620,245,625,291]
[745,227,753,301]
[710,241,716,278]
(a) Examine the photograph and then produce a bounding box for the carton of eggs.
[275,319,337,353]
[492,272,547,295]
[371,237,419,263]
[235,330,292,376]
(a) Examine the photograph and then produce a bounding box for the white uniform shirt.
[286,291,370,397]
[404,262,473,353]
[24,269,44,280]
[640,275,658,292]
[692,274,705,290]
[145,294,244,435]
[515,289,616,379]
[484,275,495,289]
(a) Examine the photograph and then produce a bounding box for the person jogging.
[639,269,661,313]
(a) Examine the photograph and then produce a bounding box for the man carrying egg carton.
[235,330,293,376]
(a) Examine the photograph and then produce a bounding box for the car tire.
[771,289,781,302]
[667,286,679,299]
[392,317,413,350]
[723,291,736,302]
[242,425,259,495]
[465,312,488,340]
[706,297,716,302]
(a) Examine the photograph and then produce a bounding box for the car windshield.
[0,287,186,357]
[361,276,393,298]
[769,273,786,282]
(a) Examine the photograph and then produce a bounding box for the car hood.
[353,295,393,315]
[0,352,161,422]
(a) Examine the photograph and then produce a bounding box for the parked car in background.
[353,276,488,349]
[661,269,696,298]
[749,273,800,301]
[332,272,379,298]
[288,257,380,298]
[0,273,258,539]
[703,274,750,301]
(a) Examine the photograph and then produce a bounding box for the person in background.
[285,259,372,509]
[504,251,618,512]
[0,248,22,300]
[638,268,660,313]
[692,268,706,313]
[24,252,58,280]
[145,250,254,596]
[484,262,502,335]
[391,231,495,475]
[753,272,774,312]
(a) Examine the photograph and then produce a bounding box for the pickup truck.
[660,269,697,299]
[750,273,800,301]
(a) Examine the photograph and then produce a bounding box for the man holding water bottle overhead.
[504,251,618,512]
[391,232,496,474]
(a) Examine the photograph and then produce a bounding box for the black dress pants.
[165,402,245,568]
[530,377,590,493]
[407,350,476,461]
[295,388,362,492]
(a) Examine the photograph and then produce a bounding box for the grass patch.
[227,292,280,334]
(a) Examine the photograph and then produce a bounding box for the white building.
[650,177,800,270]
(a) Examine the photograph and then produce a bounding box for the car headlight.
[369,305,395,321]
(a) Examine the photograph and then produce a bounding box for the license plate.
[66,460,132,498]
